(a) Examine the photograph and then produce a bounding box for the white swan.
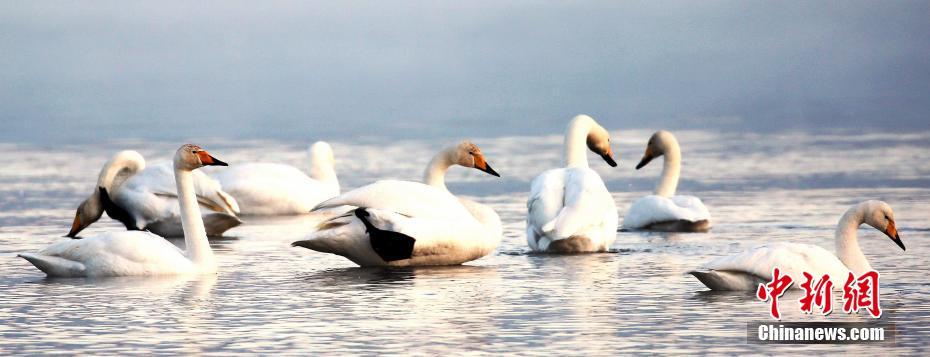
[292,141,502,267]
[690,200,905,290]
[213,141,339,215]
[19,144,229,277]
[526,114,618,253]
[67,150,241,238]
[623,130,711,232]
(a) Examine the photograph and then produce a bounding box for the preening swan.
[623,130,711,232]
[213,141,339,215]
[67,150,241,238]
[19,145,230,277]
[292,141,502,267]
[690,200,905,290]
[526,114,618,253]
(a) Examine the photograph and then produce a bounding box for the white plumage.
[213,141,339,215]
[527,167,618,252]
[623,195,710,230]
[67,150,240,238]
[294,141,502,267]
[690,200,905,290]
[623,131,710,232]
[526,115,619,253]
[21,145,230,277]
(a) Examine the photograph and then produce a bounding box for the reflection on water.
[1,131,929,354]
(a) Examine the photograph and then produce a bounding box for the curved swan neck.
[835,205,872,273]
[308,144,338,185]
[423,146,456,191]
[309,157,338,185]
[565,116,595,167]
[174,166,215,270]
[655,138,681,197]
[97,151,145,191]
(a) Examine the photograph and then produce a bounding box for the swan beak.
[601,149,618,167]
[474,155,500,177]
[198,151,228,166]
[885,220,905,251]
[66,213,83,238]
[635,148,655,170]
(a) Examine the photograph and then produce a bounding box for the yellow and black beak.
[197,151,228,166]
[601,148,618,167]
[635,147,656,170]
[885,219,905,251]
[474,155,500,177]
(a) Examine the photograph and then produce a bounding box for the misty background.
[1,1,928,143]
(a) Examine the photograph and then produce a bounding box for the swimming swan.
[526,114,618,253]
[213,141,339,215]
[20,145,231,277]
[690,200,905,290]
[623,130,711,232]
[292,141,502,267]
[67,150,241,238]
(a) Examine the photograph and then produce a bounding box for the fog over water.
[2,1,929,143]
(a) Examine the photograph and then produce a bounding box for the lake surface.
[1,130,928,354]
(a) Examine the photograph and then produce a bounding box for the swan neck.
[565,118,593,167]
[309,157,338,185]
[423,147,455,191]
[174,167,215,270]
[97,155,144,192]
[655,141,681,197]
[835,207,872,274]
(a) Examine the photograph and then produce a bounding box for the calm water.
[1,130,928,354]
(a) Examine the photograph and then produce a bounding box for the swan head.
[309,141,335,167]
[453,141,500,177]
[585,123,617,167]
[636,130,677,170]
[860,200,905,251]
[67,150,145,238]
[174,144,228,171]
[66,190,104,238]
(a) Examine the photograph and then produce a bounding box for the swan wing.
[312,180,472,220]
[458,197,503,238]
[526,169,565,250]
[624,195,711,229]
[112,163,240,234]
[213,163,339,215]
[20,231,193,277]
[691,243,851,290]
[294,207,497,267]
[546,167,617,239]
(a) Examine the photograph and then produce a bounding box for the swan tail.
[202,214,242,237]
[18,253,86,277]
[689,269,764,291]
[215,190,240,215]
[293,213,363,255]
